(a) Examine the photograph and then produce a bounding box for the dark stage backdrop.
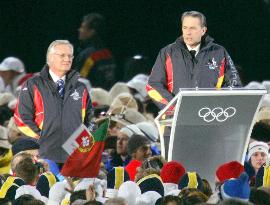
[0,0,270,84]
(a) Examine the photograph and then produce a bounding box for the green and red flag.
[61,119,109,178]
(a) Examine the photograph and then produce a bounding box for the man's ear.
[47,54,53,66]
[202,27,207,35]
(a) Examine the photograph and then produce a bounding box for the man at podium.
[147,11,242,109]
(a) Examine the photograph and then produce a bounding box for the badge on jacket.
[207,58,218,70]
[70,89,81,101]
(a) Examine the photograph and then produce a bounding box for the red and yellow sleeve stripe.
[81,89,88,122]
[146,84,168,105]
[165,54,174,93]
[33,86,44,130]
[216,58,226,89]
[14,105,40,139]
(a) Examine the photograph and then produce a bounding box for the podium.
[154,89,266,187]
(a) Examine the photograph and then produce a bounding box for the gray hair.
[181,11,207,27]
[46,40,73,63]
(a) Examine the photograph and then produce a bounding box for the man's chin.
[61,66,71,71]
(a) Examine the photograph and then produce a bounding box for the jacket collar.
[40,65,80,86]
[176,35,214,52]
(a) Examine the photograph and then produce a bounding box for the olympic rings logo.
[198,107,236,122]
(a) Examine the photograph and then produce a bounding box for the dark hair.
[70,190,87,204]
[249,187,270,205]
[218,198,252,205]
[0,198,11,205]
[181,11,207,27]
[179,191,208,205]
[83,13,105,36]
[157,195,181,205]
[14,157,39,184]
[251,121,270,142]
[179,188,205,200]
[14,194,45,205]
[201,179,213,197]
[84,201,104,205]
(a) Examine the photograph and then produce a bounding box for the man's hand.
[86,185,96,201]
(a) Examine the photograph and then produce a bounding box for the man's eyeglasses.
[54,53,74,60]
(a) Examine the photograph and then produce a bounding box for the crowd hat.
[106,167,130,198]
[136,122,159,142]
[12,138,40,155]
[0,57,25,73]
[160,161,186,184]
[120,124,144,138]
[216,161,244,184]
[137,174,164,196]
[90,88,110,107]
[127,134,150,155]
[110,93,138,111]
[48,182,70,205]
[247,141,269,160]
[220,172,250,201]
[0,92,16,106]
[108,82,130,104]
[178,172,203,191]
[256,107,270,122]
[118,181,141,205]
[127,74,149,101]
[7,117,20,133]
[36,171,58,197]
[110,107,146,126]
[0,126,11,149]
[135,191,161,205]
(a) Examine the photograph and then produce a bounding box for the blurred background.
[1,0,270,85]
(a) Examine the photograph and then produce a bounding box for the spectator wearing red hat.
[160,161,186,195]
[125,135,152,181]
[215,161,245,187]
[125,160,142,181]
[135,156,166,182]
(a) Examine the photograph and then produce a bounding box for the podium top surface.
[178,88,267,96]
